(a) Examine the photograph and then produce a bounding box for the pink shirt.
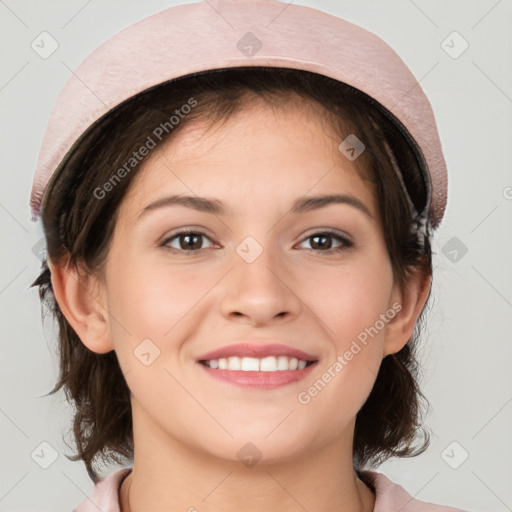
[73,468,468,511]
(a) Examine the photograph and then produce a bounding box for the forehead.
[117,98,377,225]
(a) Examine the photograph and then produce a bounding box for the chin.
[205,430,314,466]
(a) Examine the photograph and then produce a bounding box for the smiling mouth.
[199,355,316,372]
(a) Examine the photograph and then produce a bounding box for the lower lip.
[198,362,318,389]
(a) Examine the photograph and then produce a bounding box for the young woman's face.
[97,97,409,464]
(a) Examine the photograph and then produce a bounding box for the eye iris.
[181,233,202,250]
[311,234,332,250]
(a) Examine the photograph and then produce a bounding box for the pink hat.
[30,0,447,230]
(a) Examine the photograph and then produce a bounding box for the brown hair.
[31,67,432,483]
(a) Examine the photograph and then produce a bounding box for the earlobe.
[383,268,432,357]
[47,257,114,354]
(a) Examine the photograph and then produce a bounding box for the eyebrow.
[137,193,373,221]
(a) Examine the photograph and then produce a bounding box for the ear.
[383,266,432,357]
[47,256,114,354]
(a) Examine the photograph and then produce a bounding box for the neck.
[119,403,375,512]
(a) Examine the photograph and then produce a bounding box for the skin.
[49,95,431,512]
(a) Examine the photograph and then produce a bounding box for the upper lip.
[197,342,318,362]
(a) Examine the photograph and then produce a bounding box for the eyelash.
[160,229,354,255]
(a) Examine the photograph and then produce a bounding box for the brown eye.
[299,231,353,252]
[162,231,214,252]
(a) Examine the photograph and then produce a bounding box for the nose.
[219,244,302,327]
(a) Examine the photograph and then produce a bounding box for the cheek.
[105,257,225,368]
[294,265,392,437]
[294,257,394,403]
[107,256,209,329]
[297,258,394,343]
[104,260,212,404]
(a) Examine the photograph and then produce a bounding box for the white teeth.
[260,356,277,371]
[276,356,289,370]
[227,356,241,370]
[204,356,312,371]
[241,357,259,371]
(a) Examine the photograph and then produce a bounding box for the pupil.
[312,234,331,250]
[182,233,201,250]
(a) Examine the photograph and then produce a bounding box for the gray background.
[1,0,511,510]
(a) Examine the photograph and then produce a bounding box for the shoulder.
[73,467,132,512]
[360,470,470,512]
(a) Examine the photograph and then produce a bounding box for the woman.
[30,1,469,510]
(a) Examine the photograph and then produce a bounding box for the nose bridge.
[236,234,279,285]
[219,234,301,324]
